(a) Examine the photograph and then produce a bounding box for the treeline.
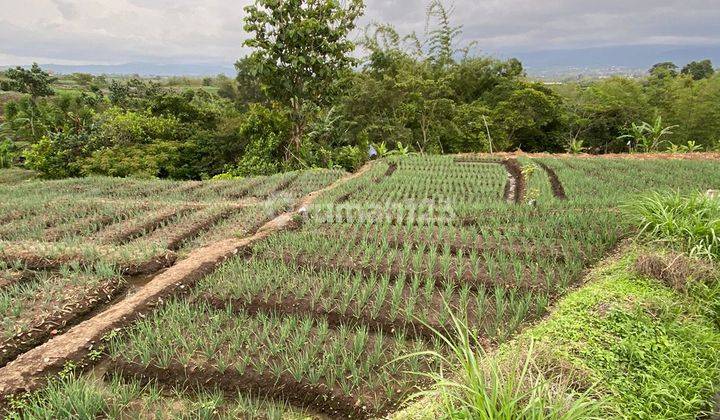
[0,0,718,180]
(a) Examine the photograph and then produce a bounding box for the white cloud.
[0,0,718,66]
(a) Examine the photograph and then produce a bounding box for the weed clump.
[624,191,720,260]
[635,251,717,291]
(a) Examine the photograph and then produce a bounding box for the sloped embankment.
[393,248,720,419]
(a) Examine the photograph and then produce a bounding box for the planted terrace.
[3,155,719,418]
[0,169,344,372]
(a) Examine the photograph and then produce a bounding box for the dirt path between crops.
[0,163,374,404]
[456,151,720,161]
[536,161,567,199]
[501,158,524,204]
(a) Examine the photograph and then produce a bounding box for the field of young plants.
[0,169,344,371]
[1,155,719,419]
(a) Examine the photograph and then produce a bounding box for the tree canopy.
[0,1,719,180]
[242,0,365,160]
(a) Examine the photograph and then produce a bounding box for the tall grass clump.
[625,191,720,259]
[401,312,600,419]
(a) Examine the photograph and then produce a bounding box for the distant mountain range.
[2,44,718,78]
[511,44,720,74]
[0,62,237,77]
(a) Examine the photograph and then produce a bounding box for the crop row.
[0,169,345,271]
[258,225,588,290]
[0,169,348,376]
[0,169,345,205]
[193,256,547,343]
[0,204,279,273]
[108,298,438,417]
[536,157,719,205]
[0,263,124,367]
[318,156,509,209]
[7,372,307,419]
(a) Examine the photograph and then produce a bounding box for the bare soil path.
[0,164,373,403]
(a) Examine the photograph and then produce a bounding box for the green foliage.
[23,133,86,179]
[619,116,678,153]
[93,107,182,148]
[243,0,365,157]
[521,163,540,204]
[527,256,720,418]
[624,192,720,260]
[491,85,564,152]
[681,60,715,80]
[425,0,463,68]
[81,141,196,179]
[0,139,13,168]
[402,312,601,419]
[562,77,651,153]
[566,138,586,154]
[649,62,679,78]
[668,140,704,154]
[5,63,56,100]
[223,104,290,177]
[450,101,493,152]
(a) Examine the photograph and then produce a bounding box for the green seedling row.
[109,298,439,416]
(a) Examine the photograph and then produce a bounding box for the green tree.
[225,103,291,176]
[491,85,564,152]
[425,0,462,68]
[72,73,95,87]
[5,63,57,138]
[681,60,715,80]
[451,101,494,153]
[649,62,678,78]
[242,0,365,161]
[449,57,523,104]
[233,57,264,106]
[5,63,56,101]
[396,65,455,153]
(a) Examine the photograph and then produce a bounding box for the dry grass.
[635,251,717,292]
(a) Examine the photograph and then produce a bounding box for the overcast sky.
[1,0,719,66]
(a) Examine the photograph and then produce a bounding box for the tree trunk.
[286,98,305,163]
[286,120,306,163]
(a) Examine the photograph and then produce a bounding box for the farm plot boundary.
[0,163,373,404]
[453,157,525,203]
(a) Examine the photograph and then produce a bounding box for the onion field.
[1,155,718,419]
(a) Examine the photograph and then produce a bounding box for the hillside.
[0,154,719,418]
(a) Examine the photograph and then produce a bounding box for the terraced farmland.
[0,169,344,371]
[1,155,719,419]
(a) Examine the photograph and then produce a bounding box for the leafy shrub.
[221,104,290,177]
[625,191,720,260]
[451,101,493,153]
[24,134,85,178]
[327,145,365,171]
[85,140,204,179]
[0,139,13,168]
[92,107,183,148]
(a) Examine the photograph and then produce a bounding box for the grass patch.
[397,313,601,420]
[624,191,720,260]
[526,252,720,418]
[395,250,720,419]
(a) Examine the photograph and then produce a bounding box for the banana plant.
[566,138,586,154]
[386,141,411,156]
[619,116,678,153]
[679,141,703,153]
